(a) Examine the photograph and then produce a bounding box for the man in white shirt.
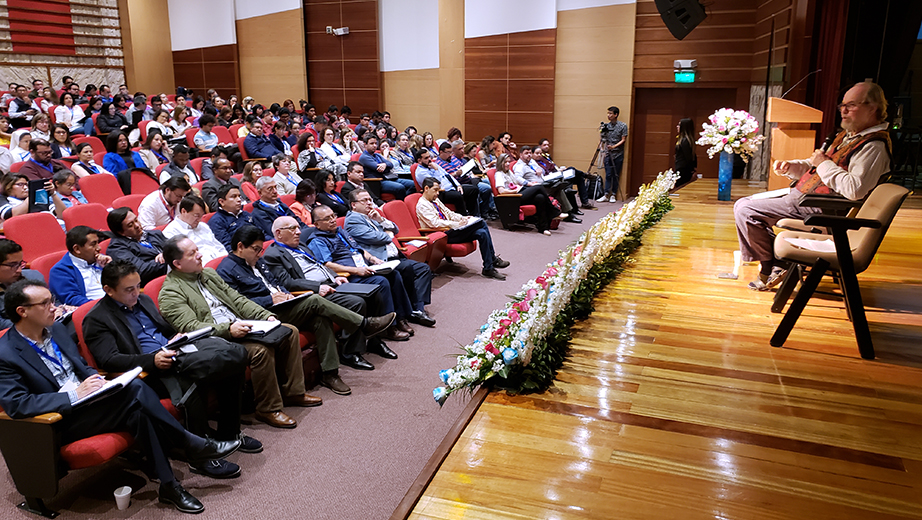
[512,145,577,219]
[163,195,228,263]
[49,226,113,306]
[138,176,191,230]
[416,177,509,280]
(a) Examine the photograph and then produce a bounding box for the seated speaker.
[654,0,707,40]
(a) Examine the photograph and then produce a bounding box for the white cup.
[697,173,703,179]
[114,486,132,510]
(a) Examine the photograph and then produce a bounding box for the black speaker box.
[654,0,707,40]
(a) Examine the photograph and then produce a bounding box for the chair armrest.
[336,271,350,277]
[290,291,315,296]
[419,227,450,233]
[800,195,863,211]
[397,236,429,241]
[803,214,882,230]
[0,411,63,424]
[364,177,384,182]
[496,193,523,198]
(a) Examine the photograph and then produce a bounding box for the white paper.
[74,366,143,406]
[166,326,213,347]
[369,259,400,272]
[179,345,198,354]
[458,216,482,230]
[59,380,77,394]
[461,159,477,175]
[541,170,562,182]
[238,320,281,334]
[406,240,427,248]
[784,237,837,253]
[752,187,792,200]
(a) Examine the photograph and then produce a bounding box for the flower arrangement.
[696,108,766,163]
[433,170,680,405]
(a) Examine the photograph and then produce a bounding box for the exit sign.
[675,71,696,83]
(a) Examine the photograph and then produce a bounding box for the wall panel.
[237,8,308,105]
[172,43,238,99]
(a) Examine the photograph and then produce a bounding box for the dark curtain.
[810,0,850,143]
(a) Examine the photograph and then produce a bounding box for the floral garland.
[434,170,680,405]
[696,108,766,163]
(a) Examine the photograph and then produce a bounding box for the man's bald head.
[271,216,302,247]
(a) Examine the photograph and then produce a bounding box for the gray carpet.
[0,201,623,520]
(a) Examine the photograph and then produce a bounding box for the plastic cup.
[114,486,132,510]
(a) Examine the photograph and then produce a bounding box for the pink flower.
[718,126,726,132]
[516,301,530,312]
[485,343,500,355]
[491,327,506,339]
[500,319,512,327]
[525,288,538,301]
[508,309,520,322]
[722,137,728,144]
[536,276,548,289]
[547,267,558,277]
[557,259,564,266]
[574,246,582,255]
[470,358,481,369]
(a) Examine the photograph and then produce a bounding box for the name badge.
[352,252,367,268]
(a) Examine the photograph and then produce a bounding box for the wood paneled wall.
[172,44,239,100]
[304,0,380,116]
[237,9,308,107]
[465,28,556,146]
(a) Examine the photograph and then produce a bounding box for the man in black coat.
[84,261,259,479]
[216,226,394,393]
[0,279,240,514]
[106,207,168,286]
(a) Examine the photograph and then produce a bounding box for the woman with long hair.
[170,105,192,135]
[33,87,58,115]
[674,117,698,186]
[138,129,173,171]
[319,126,349,174]
[97,101,128,134]
[339,129,362,155]
[421,132,437,156]
[53,92,86,135]
[494,153,561,236]
[103,130,144,176]
[290,178,318,224]
[29,113,51,141]
[314,169,348,217]
[49,123,74,159]
[478,135,496,170]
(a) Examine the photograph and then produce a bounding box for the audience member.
[496,152,563,235]
[243,120,277,160]
[163,195,227,263]
[359,136,413,200]
[103,131,145,177]
[8,85,37,129]
[250,176,308,239]
[0,239,45,329]
[513,145,577,220]
[106,207,169,286]
[535,138,594,210]
[414,147,478,216]
[20,138,69,181]
[84,260,256,479]
[416,177,509,280]
[315,169,349,217]
[29,113,51,142]
[138,130,173,171]
[209,184,257,251]
[71,142,114,177]
[290,179,318,224]
[158,236,320,429]
[138,176,192,230]
[52,169,87,210]
[49,124,74,159]
[49,226,112,306]
[8,129,31,162]
[272,154,303,195]
[96,101,128,134]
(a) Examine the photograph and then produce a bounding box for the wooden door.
[630,87,738,194]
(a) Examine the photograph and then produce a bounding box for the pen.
[160,345,176,361]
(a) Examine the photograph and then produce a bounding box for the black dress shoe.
[368,340,398,359]
[563,215,582,223]
[238,434,263,454]
[159,482,204,514]
[362,312,396,337]
[482,268,506,280]
[187,438,241,465]
[408,310,436,327]
[190,458,241,479]
[340,354,375,370]
[493,257,510,269]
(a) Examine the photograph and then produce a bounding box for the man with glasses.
[163,195,228,262]
[19,138,69,181]
[733,81,892,291]
[107,207,169,286]
[202,157,247,212]
[243,120,277,161]
[217,226,395,395]
[0,239,44,329]
[250,176,311,241]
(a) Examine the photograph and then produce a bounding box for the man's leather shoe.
[363,312,396,337]
[493,257,510,269]
[482,268,506,280]
[408,310,436,327]
[396,319,415,335]
[254,411,297,429]
[159,482,204,514]
[385,327,411,341]
[321,372,352,395]
[340,354,375,370]
[238,434,263,454]
[190,458,241,479]
[284,393,323,407]
[563,215,582,223]
[187,438,241,465]
[571,208,584,216]
[368,340,398,359]
[581,202,595,210]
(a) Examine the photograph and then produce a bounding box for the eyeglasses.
[249,244,264,254]
[837,102,868,112]
[12,182,28,189]
[278,225,300,232]
[21,298,54,309]
[318,215,337,222]
[0,260,26,269]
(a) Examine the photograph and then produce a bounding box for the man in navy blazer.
[49,226,112,306]
[209,183,257,251]
[0,279,240,514]
[343,188,435,327]
[242,120,277,160]
[358,135,414,200]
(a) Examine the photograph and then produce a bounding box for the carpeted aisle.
[0,201,622,520]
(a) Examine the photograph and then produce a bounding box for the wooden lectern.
[766,97,824,190]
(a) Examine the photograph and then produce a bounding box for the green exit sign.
[675,71,696,83]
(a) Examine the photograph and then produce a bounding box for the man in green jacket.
[158,235,320,429]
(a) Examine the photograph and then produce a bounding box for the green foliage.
[492,195,673,394]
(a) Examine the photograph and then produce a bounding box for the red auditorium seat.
[111,193,145,213]
[28,250,67,283]
[130,170,160,194]
[382,200,445,271]
[404,193,476,262]
[79,173,123,207]
[62,203,110,231]
[485,168,537,230]
[3,212,66,263]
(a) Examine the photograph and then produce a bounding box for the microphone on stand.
[781,69,822,99]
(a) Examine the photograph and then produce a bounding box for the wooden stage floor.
[408,178,922,520]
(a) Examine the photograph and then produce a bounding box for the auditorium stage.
[406,178,922,520]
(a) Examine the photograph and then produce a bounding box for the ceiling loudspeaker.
[654,0,707,40]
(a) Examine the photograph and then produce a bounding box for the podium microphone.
[781,69,822,99]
